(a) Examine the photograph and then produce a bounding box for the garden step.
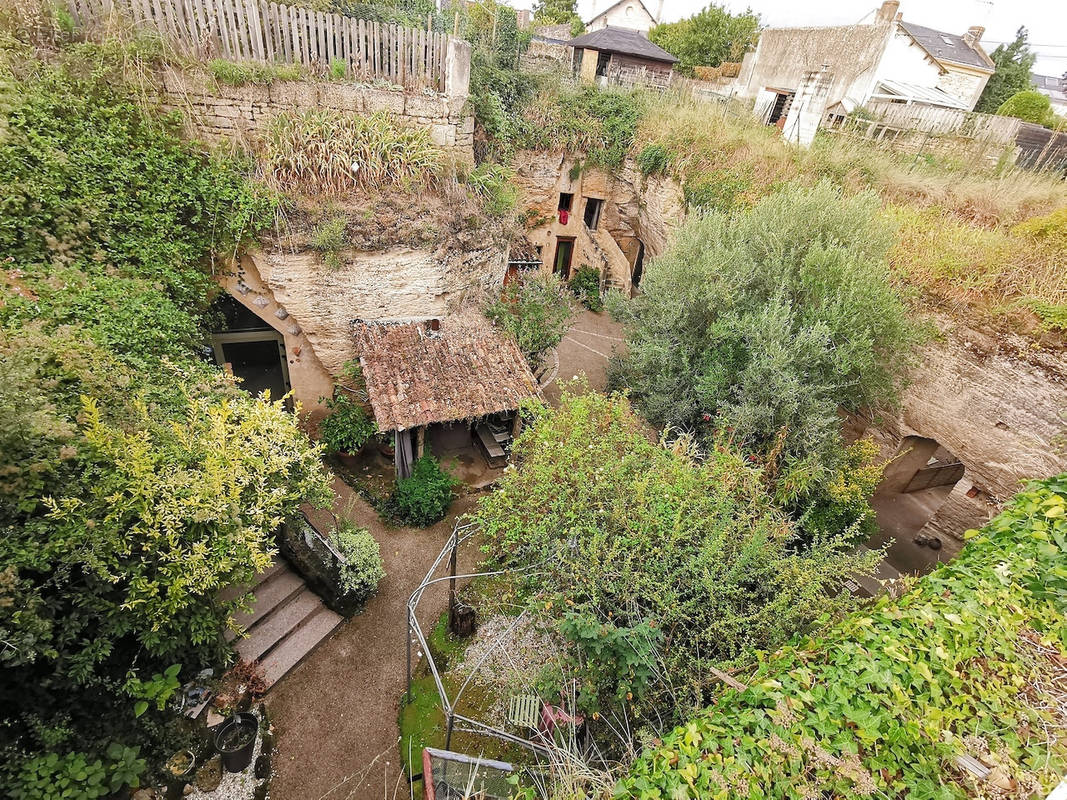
[260,607,343,690]
[228,568,305,634]
[218,560,287,604]
[234,588,323,663]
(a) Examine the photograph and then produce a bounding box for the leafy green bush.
[319,393,377,453]
[568,265,603,312]
[332,519,385,604]
[636,142,672,176]
[310,214,348,269]
[387,455,458,527]
[611,181,922,540]
[996,88,1058,127]
[465,162,518,216]
[208,59,302,85]
[648,4,760,75]
[10,744,146,800]
[485,273,573,366]
[519,84,641,168]
[475,387,877,718]
[621,473,1067,798]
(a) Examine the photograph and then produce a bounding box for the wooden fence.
[67,0,456,92]
[865,100,1021,145]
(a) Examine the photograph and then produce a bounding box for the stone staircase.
[222,560,343,690]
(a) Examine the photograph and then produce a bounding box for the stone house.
[733,1,994,144]
[584,0,662,36]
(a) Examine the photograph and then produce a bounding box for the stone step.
[218,560,287,604]
[260,607,343,690]
[228,568,304,635]
[234,588,323,663]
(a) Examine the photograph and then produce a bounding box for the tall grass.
[263,109,441,194]
[634,93,1067,225]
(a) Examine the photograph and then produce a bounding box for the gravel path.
[265,476,480,800]
[542,309,627,406]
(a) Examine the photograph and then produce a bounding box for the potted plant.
[214,712,258,773]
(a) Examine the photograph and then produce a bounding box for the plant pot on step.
[214,712,258,773]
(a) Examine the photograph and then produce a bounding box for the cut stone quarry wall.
[219,238,508,424]
[513,150,685,292]
[852,317,1067,542]
[156,68,474,158]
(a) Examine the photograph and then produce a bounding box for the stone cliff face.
[853,316,1067,541]
[511,150,685,292]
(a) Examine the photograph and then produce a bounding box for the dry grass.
[635,94,1067,226]
[263,109,442,195]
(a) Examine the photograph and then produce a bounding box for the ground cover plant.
[319,393,378,453]
[611,182,922,543]
[475,387,878,724]
[621,473,1067,799]
[387,455,459,527]
[332,519,386,604]
[0,28,332,789]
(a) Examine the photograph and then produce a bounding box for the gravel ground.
[186,708,266,800]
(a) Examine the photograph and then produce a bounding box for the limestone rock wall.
[156,68,474,157]
[853,317,1067,540]
[511,150,685,293]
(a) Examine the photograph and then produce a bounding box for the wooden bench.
[476,424,507,467]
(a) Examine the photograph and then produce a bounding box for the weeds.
[464,162,518,216]
[208,58,302,85]
[310,214,348,269]
[264,109,441,194]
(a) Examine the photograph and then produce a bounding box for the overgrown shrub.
[310,214,348,269]
[208,59,302,85]
[387,455,458,527]
[682,168,751,211]
[997,89,1059,127]
[10,745,145,800]
[475,387,877,718]
[465,162,518,216]
[611,182,922,540]
[319,393,377,453]
[519,84,641,168]
[567,265,603,312]
[485,273,573,366]
[635,142,671,176]
[332,519,385,605]
[264,109,441,194]
[622,473,1067,798]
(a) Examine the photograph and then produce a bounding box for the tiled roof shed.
[566,26,678,63]
[352,314,538,432]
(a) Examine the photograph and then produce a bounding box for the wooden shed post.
[511,413,522,438]
[416,425,426,459]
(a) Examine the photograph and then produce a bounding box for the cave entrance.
[866,436,965,575]
[210,295,291,404]
[630,239,646,295]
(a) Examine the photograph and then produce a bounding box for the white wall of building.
[587,0,658,34]
[871,28,944,92]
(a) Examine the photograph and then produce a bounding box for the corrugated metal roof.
[872,79,970,110]
[566,26,678,63]
[899,21,993,72]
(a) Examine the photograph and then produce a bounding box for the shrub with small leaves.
[332,519,385,605]
[319,393,377,453]
[568,265,603,312]
[310,215,348,270]
[485,273,573,366]
[636,143,671,176]
[387,455,458,527]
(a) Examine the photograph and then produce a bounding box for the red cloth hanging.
[558,209,569,225]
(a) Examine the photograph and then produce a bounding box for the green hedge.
[620,474,1067,799]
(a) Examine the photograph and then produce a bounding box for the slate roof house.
[732,1,995,143]
[568,26,677,89]
[1032,73,1067,118]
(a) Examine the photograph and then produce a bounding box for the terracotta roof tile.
[352,313,539,431]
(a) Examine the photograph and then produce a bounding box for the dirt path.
[266,476,480,800]
[542,308,627,405]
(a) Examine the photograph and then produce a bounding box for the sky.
[513,0,1067,77]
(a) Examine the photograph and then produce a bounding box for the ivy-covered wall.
[621,474,1067,799]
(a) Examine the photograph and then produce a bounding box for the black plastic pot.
[214,712,258,773]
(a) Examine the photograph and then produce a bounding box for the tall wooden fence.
[67,0,455,92]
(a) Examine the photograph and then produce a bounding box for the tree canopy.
[975,26,1037,114]
[649,3,760,75]
[997,89,1061,128]
[531,0,583,36]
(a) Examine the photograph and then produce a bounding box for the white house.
[1032,73,1067,118]
[585,0,661,36]
[733,1,994,143]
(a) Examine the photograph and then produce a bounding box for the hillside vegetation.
[621,473,1067,799]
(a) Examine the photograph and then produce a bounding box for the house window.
[767,90,794,125]
[558,192,573,212]
[583,197,604,230]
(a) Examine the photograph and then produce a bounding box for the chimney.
[963,25,985,48]
[655,0,665,24]
[429,318,440,332]
[876,1,900,22]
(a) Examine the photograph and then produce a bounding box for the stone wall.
[157,68,474,158]
[851,317,1067,543]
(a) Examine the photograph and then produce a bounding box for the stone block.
[404,93,446,118]
[363,87,406,114]
[429,123,456,148]
[319,82,364,113]
[268,80,320,109]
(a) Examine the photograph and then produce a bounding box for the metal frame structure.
[405,519,552,756]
